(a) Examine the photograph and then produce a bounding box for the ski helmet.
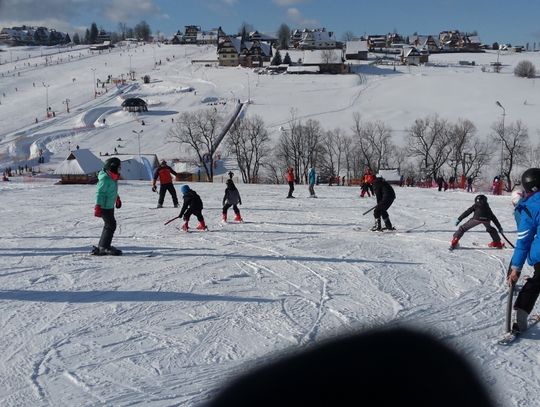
[521,168,540,193]
[104,157,121,174]
[226,179,234,187]
[180,185,190,194]
[475,194,487,204]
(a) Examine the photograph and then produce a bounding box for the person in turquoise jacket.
[508,168,540,332]
[92,157,123,255]
[308,167,317,198]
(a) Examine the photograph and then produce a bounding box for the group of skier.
[92,158,540,334]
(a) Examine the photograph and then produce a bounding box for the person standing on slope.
[308,167,317,198]
[286,167,295,198]
[93,157,123,255]
[450,195,503,250]
[508,168,540,333]
[222,179,243,222]
[371,175,396,231]
[178,185,207,231]
[152,160,179,208]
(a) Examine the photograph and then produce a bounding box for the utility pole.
[132,130,143,161]
[91,68,96,98]
[495,101,505,179]
[42,82,50,118]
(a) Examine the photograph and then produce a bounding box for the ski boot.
[93,246,122,256]
[196,220,208,231]
[181,221,189,232]
[449,237,460,250]
[222,213,227,223]
[156,204,163,208]
[514,308,529,333]
[234,213,243,223]
[383,217,395,231]
[488,241,505,249]
[174,204,179,208]
[371,218,382,231]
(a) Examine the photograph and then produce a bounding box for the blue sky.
[1,0,539,46]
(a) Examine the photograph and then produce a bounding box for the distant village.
[0,23,530,74]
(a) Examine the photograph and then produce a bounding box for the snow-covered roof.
[302,49,343,65]
[346,40,368,54]
[287,65,320,73]
[53,149,103,175]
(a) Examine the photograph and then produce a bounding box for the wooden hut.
[53,149,104,184]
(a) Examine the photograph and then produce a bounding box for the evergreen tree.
[73,33,80,45]
[277,23,291,49]
[84,28,90,44]
[271,50,282,66]
[283,52,292,65]
[90,22,98,44]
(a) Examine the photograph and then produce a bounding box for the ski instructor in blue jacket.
[508,168,540,332]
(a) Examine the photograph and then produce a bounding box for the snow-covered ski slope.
[1,180,538,406]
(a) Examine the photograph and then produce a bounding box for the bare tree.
[491,119,530,191]
[446,118,477,177]
[321,49,338,64]
[320,128,347,179]
[168,109,222,181]
[341,31,356,42]
[406,114,452,179]
[352,113,395,172]
[227,115,271,183]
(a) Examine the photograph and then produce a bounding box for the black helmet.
[226,179,234,187]
[475,194,487,204]
[104,157,121,174]
[521,168,540,193]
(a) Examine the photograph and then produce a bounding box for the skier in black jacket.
[178,185,207,231]
[372,175,396,231]
[450,194,503,249]
[222,179,243,223]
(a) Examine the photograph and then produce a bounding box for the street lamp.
[91,68,96,98]
[132,129,143,160]
[42,82,50,118]
[495,101,505,178]
[128,54,133,79]
[246,71,251,103]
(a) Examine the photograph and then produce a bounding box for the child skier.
[371,175,396,231]
[450,194,503,250]
[222,179,243,222]
[178,185,207,231]
[92,157,123,255]
[508,168,540,332]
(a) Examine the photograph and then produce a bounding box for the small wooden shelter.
[121,97,148,112]
[54,149,104,184]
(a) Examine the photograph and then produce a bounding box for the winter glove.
[94,204,102,218]
[508,267,521,285]
[239,200,242,205]
[455,219,460,226]
[115,196,122,209]
[498,227,503,233]
[152,185,157,193]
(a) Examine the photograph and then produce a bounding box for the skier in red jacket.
[152,160,179,208]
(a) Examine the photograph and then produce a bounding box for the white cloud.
[286,7,319,28]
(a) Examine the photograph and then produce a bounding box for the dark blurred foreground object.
[206,327,493,407]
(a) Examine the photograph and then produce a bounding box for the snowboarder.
[450,195,503,250]
[152,160,179,208]
[286,167,295,198]
[178,185,207,231]
[371,175,396,231]
[508,168,540,333]
[92,157,123,255]
[308,167,317,198]
[222,179,243,222]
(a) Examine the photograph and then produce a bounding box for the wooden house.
[345,40,368,60]
[53,149,104,184]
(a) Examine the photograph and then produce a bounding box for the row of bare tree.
[169,108,537,191]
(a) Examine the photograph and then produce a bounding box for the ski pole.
[362,205,377,216]
[500,231,515,249]
[164,215,181,225]
[504,263,515,333]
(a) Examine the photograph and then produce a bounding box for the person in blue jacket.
[308,167,317,198]
[508,168,540,332]
[92,157,123,255]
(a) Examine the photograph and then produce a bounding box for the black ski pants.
[287,181,295,197]
[374,198,394,220]
[98,208,116,249]
[222,203,240,215]
[309,183,315,197]
[183,208,204,223]
[453,219,500,242]
[515,263,540,314]
[158,183,178,206]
